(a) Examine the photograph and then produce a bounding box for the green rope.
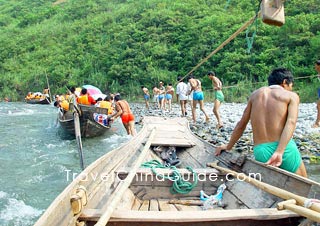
[141,160,198,194]
[225,0,231,9]
[245,17,258,53]
[245,0,262,53]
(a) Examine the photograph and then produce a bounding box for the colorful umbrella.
[82,85,106,100]
[82,85,102,95]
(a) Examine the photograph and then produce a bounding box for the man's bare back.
[249,85,299,146]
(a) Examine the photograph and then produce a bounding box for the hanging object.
[245,16,258,53]
[261,0,285,27]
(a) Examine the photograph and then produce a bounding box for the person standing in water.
[110,94,136,136]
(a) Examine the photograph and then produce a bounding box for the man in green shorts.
[208,71,224,129]
[215,68,307,177]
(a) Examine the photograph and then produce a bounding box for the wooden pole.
[207,162,320,214]
[94,128,156,226]
[45,72,52,103]
[169,199,203,206]
[74,111,84,170]
[277,200,320,223]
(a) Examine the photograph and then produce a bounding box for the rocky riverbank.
[131,102,320,164]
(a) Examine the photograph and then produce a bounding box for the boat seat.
[79,208,300,223]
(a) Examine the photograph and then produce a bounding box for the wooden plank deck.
[143,117,196,147]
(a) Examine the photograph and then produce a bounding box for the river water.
[0,102,130,226]
[0,102,319,226]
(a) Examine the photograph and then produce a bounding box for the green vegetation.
[0,0,319,102]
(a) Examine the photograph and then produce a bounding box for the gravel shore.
[131,102,320,163]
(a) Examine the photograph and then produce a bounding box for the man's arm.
[215,100,252,155]
[266,93,299,166]
[110,103,123,120]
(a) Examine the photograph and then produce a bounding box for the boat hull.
[26,97,51,105]
[58,104,110,138]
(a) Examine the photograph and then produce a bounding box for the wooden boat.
[35,116,320,226]
[58,104,111,138]
[25,96,51,105]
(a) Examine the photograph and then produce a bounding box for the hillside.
[0,0,319,101]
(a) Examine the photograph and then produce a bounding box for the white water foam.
[0,195,42,225]
[102,133,130,149]
[7,108,35,116]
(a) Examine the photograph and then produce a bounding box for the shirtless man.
[188,75,210,123]
[207,71,224,128]
[158,81,166,110]
[110,94,136,136]
[165,83,174,111]
[141,86,150,109]
[152,86,160,109]
[215,68,307,177]
[312,60,320,128]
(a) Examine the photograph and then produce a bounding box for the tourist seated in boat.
[97,95,114,115]
[25,92,34,100]
[54,94,65,101]
[95,97,103,107]
[35,94,42,99]
[76,88,96,105]
[54,99,69,112]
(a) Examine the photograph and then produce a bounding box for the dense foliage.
[0,0,319,102]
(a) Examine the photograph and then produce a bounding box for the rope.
[204,75,318,91]
[176,12,260,86]
[224,0,231,9]
[141,160,198,194]
[245,17,258,53]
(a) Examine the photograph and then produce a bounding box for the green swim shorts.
[214,90,224,102]
[253,139,301,173]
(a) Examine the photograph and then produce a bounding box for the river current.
[0,102,130,226]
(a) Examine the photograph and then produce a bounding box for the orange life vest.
[77,95,90,105]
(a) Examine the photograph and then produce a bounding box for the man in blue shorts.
[215,68,307,177]
[141,86,150,109]
[188,75,210,123]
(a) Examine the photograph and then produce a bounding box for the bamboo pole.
[94,128,157,226]
[277,200,320,223]
[45,72,52,103]
[74,111,84,170]
[207,162,320,214]
[169,199,203,206]
[175,12,260,86]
